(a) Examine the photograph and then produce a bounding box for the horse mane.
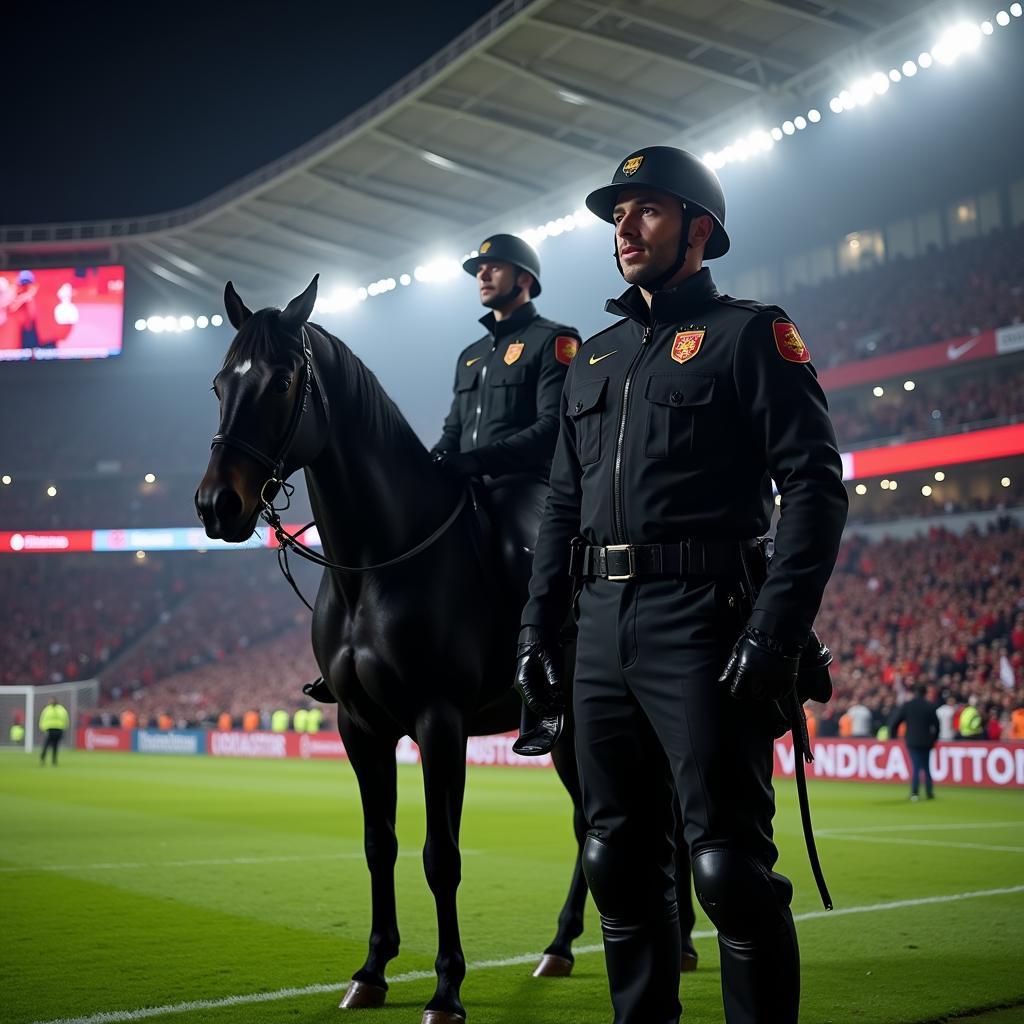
[222,310,423,454]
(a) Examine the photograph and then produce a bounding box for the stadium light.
[934,470,946,481]
[881,479,891,489]
[1002,476,1012,487]
[873,386,885,397]
[135,4,1022,327]
[890,479,899,490]
[1,475,11,485]
[921,484,933,496]
[135,550,146,561]
[46,485,57,497]
[144,473,156,484]
[855,483,868,495]
[904,380,916,391]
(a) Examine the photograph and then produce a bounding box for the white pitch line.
[28,885,1024,1024]
[0,850,479,874]
[818,821,1024,835]
[820,834,1024,854]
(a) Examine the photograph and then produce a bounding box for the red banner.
[848,423,1024,479]
[77,727,133,752]
[2,530,94,553]
[819,330,998,392]
[773,736,1024,788]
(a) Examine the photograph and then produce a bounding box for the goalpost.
[0,680,99,754]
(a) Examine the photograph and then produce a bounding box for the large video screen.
[0,265,125,361]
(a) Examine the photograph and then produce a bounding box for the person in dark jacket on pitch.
[890,684,940,800]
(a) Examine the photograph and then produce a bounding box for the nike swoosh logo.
[947,338,979,360]
[465,356,483,366]
[589,351,617,365]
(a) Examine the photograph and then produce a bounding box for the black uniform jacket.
[891,697,940,748]
[522,268,849,645]
[434,301,581,478]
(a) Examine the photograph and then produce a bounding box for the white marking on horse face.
[233,359,252,376]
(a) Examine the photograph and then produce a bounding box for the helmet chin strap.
[615,202,693,293]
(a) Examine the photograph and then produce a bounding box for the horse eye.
[273,376,292,394]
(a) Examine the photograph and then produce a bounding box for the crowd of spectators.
[56,521,1021,745]
[812,518,1024,741]
[786,222,1024,369]
[830,362,1024,449]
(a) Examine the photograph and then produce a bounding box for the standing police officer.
[432,233,581,752]
[515,147,848,1023]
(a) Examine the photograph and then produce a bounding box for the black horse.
[195,278,592,1023]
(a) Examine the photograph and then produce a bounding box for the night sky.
[2,1,500,225]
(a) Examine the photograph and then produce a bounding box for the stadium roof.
[0,0,996,304]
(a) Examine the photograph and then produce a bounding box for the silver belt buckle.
[604,544,636,582]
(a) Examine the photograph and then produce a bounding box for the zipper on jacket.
[471,341,497,446]
[611,325,652,543]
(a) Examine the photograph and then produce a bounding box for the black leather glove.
[431,448,484,480]
[513,625,565,717]
[797,629,833,704]
[719,626,802,703]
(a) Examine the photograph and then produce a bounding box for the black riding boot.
[512,703,563,756]
[601,906,682,1024]
[717,910,800,1024]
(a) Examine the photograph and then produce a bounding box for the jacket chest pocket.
[568,377,607,466]
[488,364,530,420]
[455,367,480,421]
[643,373,715,459]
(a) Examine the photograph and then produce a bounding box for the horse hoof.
[339,981,387,1009]
[533,953,574,978]
[422,1012,466,1024]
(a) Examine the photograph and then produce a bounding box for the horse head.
[195,276,328,541]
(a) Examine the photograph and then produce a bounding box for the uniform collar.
[479,300,538,340]
[605,268,718,327]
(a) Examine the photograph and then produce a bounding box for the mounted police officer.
[514,146,848,1023]
[431,233,581,753]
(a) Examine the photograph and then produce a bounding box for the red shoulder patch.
[555,335,579,365]
[772,318,811,363]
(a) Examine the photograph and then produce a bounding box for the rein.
[210,325,470,606]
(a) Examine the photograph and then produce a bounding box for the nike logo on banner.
[947,338,980,360]
[589,351,617,365]
[465,357,482,366]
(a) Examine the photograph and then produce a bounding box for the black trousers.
[40,728,63,764]
[573,576,799,1024]
[908,745,934,797]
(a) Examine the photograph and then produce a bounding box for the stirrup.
[302,677,337,704]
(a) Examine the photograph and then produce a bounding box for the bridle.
[208,324,468,606]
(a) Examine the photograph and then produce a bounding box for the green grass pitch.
[2,751,1022,1024]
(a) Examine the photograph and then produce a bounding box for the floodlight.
[782,120,795,135]
[996,10,1010,25]
[771,126,785,140]
[400,274,411,286]
[918,52,933,68]
[902,60,918,76]
[211,315,223,327]
[794,116,807,130]
[146,316,163,333]
[178,316,194,331]
[889,69,902,82]
[870,71,890,94]
[196,316,209,328]
[134,318,146,331]
[808,108,821,123]
[829,97,844,114]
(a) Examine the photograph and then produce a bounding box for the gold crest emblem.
[479,240,492,254]
[671,330,705,364]
[622,155,645,177]
[504,341,524,365]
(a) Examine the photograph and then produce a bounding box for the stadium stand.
[784,222,1024,368]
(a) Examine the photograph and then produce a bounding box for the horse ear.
[280,275,319,334]
[224,281,253,330]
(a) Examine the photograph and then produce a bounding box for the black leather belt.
[583,539,759,581]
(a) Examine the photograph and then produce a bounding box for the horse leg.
[336,712,401,1010]
[416,700,468,1024]
[535,714,589,978]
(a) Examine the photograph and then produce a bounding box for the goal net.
[0,680,99,754]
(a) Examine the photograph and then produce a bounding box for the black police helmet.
[585,146,730,259]
[462,233,542,297]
